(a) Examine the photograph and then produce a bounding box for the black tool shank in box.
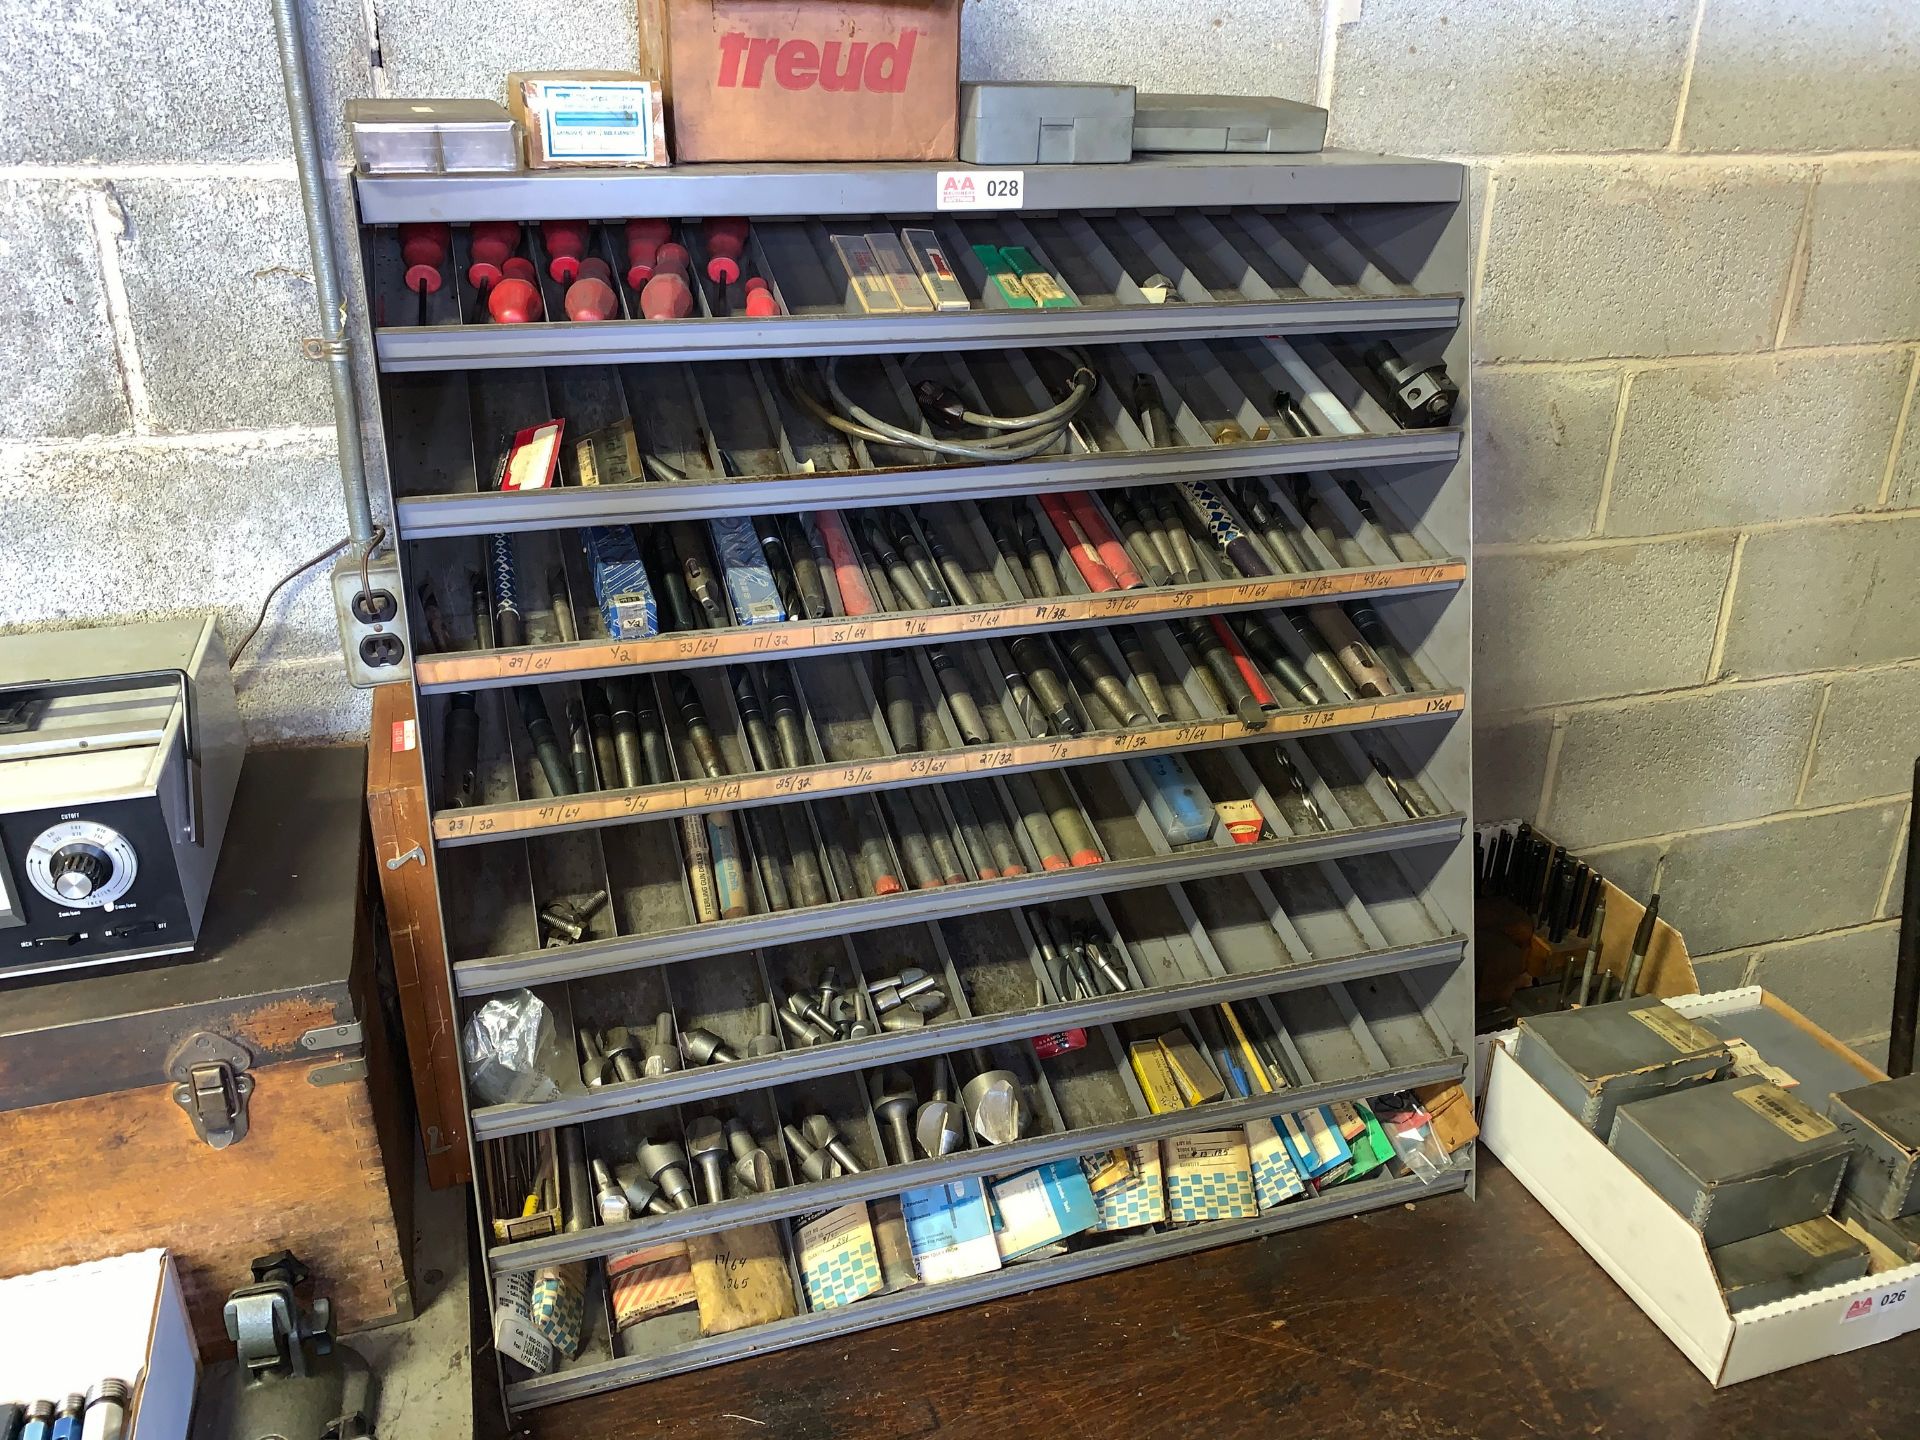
[1514,996,1731,1137]
[1710,1217,1872,1314]
[1609,1076,1855,1248]
[1829,1074,1920,1221]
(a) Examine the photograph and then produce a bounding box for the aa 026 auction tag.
[936,170,1024,210]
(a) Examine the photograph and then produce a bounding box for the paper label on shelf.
[390,718,416,753]
[492,1269,556,1373]
[937,170,1024,210]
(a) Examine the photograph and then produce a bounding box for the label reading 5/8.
[937,170,1024,211]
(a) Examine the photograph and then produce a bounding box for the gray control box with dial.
[0,616,245,977]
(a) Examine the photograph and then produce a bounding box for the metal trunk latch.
[168,1031,256,1149]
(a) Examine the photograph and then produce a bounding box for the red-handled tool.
[503,255,537,284]
[467,220,519,285]
[541,219,590,283]
[1063,493,1144,589]
[639,271,693,320]
[1037,493,1119,592]
[565,276,617,322]
[577,256,613,286]
[624,218,672,287]
[399,222,448,325]
[1209,615,1278,710]
[488,277,542,324]
[702,217,749,284]
[743,273,778,318]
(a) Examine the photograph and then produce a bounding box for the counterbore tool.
[727,1118,777,1193]
[687,1117,729,1204]
[916,1075,968,1157]
[874,1072,918,1164]
[803,1113,865,1174]
[639,1139,696,1210]
[963,1070,1027,1145]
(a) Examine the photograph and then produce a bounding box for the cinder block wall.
[3,0,1914,1052]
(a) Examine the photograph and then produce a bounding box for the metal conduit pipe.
[268,0,380,557]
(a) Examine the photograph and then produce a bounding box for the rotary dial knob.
[50,847,110,901]
[26,820,138,908]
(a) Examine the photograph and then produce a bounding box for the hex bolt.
[575,888,610,920]
[783,1123,835,1183]
[682,1027,739,1066]
[638,1140,696,1210]
[591,1158,630,1223]
[747,1002,783,1057]
[602,1026,642,1083]
[578,1029,610,1088]
[539,904,586,943]
[962,1070,1027,1145]
[873,1072,918,1165]
[687,1117,728,1204]
[646,1012,682,1075]
[803,1113,864,1174]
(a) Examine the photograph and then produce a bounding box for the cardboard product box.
[1829,1074,1920,1221]
[509,72,670,169]
[1515,996,1732,1137]
[1484,986,1919,1387]
[1710,1218,1872,1314]
[658,0,961,162]
[1609,1077,1855,1248]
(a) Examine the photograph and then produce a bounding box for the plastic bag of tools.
[1370,1092,1454,1185]
[465,988,564,1105]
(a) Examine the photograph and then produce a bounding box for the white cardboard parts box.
[1483,987,1920,1386]
[0,1249,197,1440]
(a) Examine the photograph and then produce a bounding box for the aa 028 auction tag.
[936,170,1024,210]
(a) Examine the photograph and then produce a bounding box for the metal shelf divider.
[352,147,1475,1418]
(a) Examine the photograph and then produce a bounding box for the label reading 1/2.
[937,170,1025,211]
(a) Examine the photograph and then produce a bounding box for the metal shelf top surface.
[355,151,1468,224]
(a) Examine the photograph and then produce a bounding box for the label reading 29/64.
[937,170,1024,211]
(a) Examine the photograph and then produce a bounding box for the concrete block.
[110,179,333,433]
[1749,923,1900,1044]
[1804,667,1920,806]
[963,0,1321,101]
[1632,803,1905,955]
[376,0,638,104]
[1543,681,1825,847]
[1884,827,1908,920]
[0,437,349,665]
[1327,0,1690,155]
[1472,712,1553,824]
[1892,383,1920,510]
[1690,953,1754,995]
[1720,517,1920,679]
[0,182,129,440]
[1471,369,1619,544]
[1787,163,1920,347]
[1477,165,1807,363]
[1473,538,1735,711]
[1604,353,1909,536]
[1680,0,1920,153]
[0,0,368,164]
[235,654,371,744]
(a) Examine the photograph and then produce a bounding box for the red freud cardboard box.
[660,0,961,162]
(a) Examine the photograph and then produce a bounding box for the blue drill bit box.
[584,526,658,639]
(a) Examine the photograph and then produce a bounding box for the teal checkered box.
[796,1202,884,1311]
[1093,1143,1165,1232]
[1163,1131,1257,1224]
[1247,1118,1307,1210]
[529,1263,586,1356]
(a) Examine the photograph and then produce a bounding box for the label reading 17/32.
[937,170,1024,211]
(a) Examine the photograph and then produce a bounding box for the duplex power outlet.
[332,548,411,687]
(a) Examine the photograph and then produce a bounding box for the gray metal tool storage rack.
[352,149,1476,1415]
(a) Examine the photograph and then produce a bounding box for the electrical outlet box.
[332,549,410,687]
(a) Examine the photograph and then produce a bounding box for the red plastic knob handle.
[654,242,690,280]
[542,220,589,282]
[488,277,542,324]
[469,220,520,269]
[466,259,502,289]
[405,262,444,294]
[744,286,777,317]
[577,256,613,285]
[400,221,449,269]
[744,275,770,294]
[624,218,672,285]
[502,255,538,283]
[705,235,745,284]
[565,277,617,322]
[639,271,693,320]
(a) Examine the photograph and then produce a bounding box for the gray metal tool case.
[959,81,1135,164]
[1609,1076,1855,1248]
[1132,93,1329,154]
[1829,1073,1920,1220]
[1514,996,1731,1137]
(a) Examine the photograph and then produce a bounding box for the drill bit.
[514,688,576,796]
